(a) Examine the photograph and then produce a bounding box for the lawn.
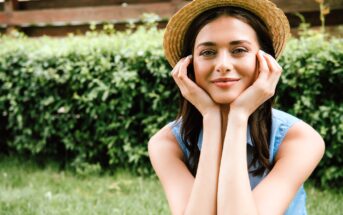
[0,156,341,215]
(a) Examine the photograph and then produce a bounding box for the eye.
[232,48,248,55]
[200,49,216,57]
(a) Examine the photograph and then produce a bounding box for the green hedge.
[0,26,178,175]
[277,32,343,187]
[0,26,342,187]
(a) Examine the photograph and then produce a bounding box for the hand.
[230,50,282,118]
[171,55,220,117]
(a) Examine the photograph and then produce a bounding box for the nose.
[215,51,232,74]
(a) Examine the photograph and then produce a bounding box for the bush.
[0,25,342,187]
[0,25,177,175]
[277,32,343,187]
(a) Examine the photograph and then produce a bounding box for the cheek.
[239,54,258,84]
[194,70,206,87]
[193,59,208,85]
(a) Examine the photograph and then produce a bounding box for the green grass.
[305,182,343,214]
[0,156,169,215]
[0,156,342,215]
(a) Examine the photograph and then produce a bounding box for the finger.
[178,55,192,81]
[171,57,189,82]
[263,54,282,87]
[172,66,184,90]
[177,55,197,90]
[172,56,198,101]
[264,53,282,74]
[256,50,269,80]
[172,57,194,95]
[171,58,188,94]
[171,57,184,77]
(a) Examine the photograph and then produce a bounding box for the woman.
[149,0,325,214]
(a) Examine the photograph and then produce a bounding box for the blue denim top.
[169,109,307,215]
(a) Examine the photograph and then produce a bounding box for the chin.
[211,96,236,104]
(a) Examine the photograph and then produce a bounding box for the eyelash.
[232,48,248,54]
[200,50,216,56]
[199,48,248,57]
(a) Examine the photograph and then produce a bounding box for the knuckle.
[255,82,264,89]
[260,68,269,73]
[189,89,197,96]
[270,89,275,95]
[181,89,191,98]
[275,67,282,73]
[258,86,274,97]
[266,88,275,96]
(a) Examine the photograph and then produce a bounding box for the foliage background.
[0,24,342,187]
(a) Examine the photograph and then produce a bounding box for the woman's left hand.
[229,50,282,118]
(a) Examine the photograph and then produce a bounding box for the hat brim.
[163,0,290,67]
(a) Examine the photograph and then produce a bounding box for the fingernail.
[188,55,193,59]
[260,50,265,55]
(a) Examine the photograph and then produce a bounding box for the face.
[193,16,260,104]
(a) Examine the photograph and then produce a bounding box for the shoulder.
[272,117,325,190]
[148,123,195,214]
[269,108,325,178]
[148,123,184,170]
[272,108,325,163]
[272,108,325,159]
[269,108,302,161]
[276,120,325,163]
[253,119,324,214]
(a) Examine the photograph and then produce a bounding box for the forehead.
[195,16,258,46]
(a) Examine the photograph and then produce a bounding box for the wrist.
[202,108,221,121]
[228,108,249,124]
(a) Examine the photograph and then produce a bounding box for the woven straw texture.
[164,0,290,67]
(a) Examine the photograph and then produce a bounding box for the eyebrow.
[196,40,252,49]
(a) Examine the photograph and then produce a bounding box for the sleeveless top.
[169,109,307,215]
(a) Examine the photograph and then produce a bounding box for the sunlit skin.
[149,12,325,215]
[193,16,260,105]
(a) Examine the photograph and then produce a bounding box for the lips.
[211,77,240,88]
[211,77,240,83]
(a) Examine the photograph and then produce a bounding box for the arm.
[217,111,257,214]
[149,56,223,215]
[218,114,324,215]
[217,51,325,215]
[184,111,222,215]
[252,120,324,215]
[218,50,277,214]
[149,113,222,215]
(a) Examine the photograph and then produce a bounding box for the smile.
[211,78,240,88]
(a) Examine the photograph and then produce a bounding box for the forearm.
[184,112,222,215]
[217,111,258,215]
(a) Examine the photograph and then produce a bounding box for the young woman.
[149,0,325,214]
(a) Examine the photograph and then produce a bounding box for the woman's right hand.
[171,55,219,117]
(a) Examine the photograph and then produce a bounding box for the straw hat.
[163,0,291,67]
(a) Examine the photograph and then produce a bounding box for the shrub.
[0,25,177,175]
[277,32,343,187]
[0,25,342,187]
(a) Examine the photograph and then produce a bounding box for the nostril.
[216,66,231,73]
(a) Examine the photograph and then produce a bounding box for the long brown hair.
[177,6,275,176]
